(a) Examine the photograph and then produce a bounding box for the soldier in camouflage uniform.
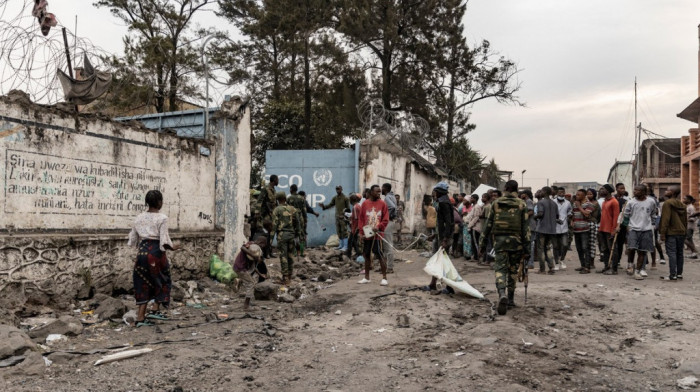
[255,175,279,257]
[480,180,530,316]
[273,192,302,286]
[287,184,308,256]
[320,185,351,251]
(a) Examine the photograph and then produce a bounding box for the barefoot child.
[127,190,179,327]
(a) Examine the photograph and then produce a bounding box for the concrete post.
[214,98,251,262]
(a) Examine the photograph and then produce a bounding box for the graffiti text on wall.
[5,150,166,215]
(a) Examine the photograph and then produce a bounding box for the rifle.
[517,253,529,305]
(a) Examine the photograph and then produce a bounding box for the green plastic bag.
[216,266,237,284]
[209,255,224,277]
[209,254,237,283]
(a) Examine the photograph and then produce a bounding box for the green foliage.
[94,0,216,113]
[98,0,522,186]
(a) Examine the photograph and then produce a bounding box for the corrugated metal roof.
[678,97,700,124]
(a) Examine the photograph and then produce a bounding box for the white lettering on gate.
[310,194,326,208]
[264,174,303,189]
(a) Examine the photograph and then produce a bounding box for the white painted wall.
[0,98,217,232]
[359,141,460,236]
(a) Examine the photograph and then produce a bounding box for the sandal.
[146,311,169,320]
[135,320,155,327]
[419,285,433,292]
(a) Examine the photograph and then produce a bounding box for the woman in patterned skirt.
[127,190,179,327]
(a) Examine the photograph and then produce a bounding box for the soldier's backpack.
[491,197,524,236]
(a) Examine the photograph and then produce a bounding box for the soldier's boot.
[282,275,290,286]
[497,288,508,316]
[507,289,516,309]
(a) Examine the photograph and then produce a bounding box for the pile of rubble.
[0,247,362,378]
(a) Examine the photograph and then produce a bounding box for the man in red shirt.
[358,185,390,286]
[598,184,620,274]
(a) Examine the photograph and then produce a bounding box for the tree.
[335,0,439,111]
[94,0,215,113]
[217,0,366,181]
[481,158,502,188]
[412,0,521,176]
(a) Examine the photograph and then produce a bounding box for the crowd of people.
[431,181,694,282]
[124,176,695,325]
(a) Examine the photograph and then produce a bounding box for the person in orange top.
[597,184,620,273]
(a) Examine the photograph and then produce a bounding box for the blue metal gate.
[265,146,358,246]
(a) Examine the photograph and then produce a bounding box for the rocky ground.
[1,244,700,392]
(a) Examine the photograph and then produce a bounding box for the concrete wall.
[0,97,217,232]
[0,91,248,307]
[359,141,454,236]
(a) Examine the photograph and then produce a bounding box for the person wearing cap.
[273,192,303,286]
[320,185,351,251]
[233,238,268,310]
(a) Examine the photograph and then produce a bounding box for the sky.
[2,1,700,191]
[463,0,700,190]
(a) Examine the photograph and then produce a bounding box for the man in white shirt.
[619,185,657,280]
[554,188,572,270]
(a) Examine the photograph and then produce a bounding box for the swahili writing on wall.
[5,150,166,215]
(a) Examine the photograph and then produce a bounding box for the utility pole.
[201,35,216,139]
[633,77,638,185]
[636,122,642,184]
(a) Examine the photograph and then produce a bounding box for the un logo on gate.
[313,169,333,187]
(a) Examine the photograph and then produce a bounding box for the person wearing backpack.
[479,180,530,316]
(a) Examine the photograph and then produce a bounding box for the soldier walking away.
[287,184,308,256]
[255,175,279,258]
[320,185,350,251]
[480,180,530,316]
[272,192,302,286]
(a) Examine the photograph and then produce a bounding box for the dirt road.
[2,247,700,391]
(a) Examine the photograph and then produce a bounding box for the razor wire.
[357,99,432,151]
[0,1,115,104]
[0,0,240,137]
